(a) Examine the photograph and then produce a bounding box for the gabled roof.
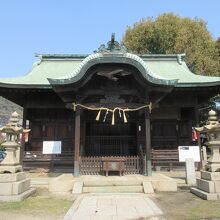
[0,37,220,89]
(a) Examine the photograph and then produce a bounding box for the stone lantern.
[0,112,23,173]
[196,110,220,172]
[191,109,220,200]
[0,112,35,202]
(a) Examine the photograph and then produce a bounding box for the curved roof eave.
[47,53,178,86]
[0,82,52,89]
[175,81,220,88]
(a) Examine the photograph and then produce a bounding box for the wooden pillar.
[74,108,81,176]
[19,108,27,165]
[80,114,86,157]
[145,110,152,176]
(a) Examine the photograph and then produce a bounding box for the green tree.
[216,38,220,56]
[123,13,220,76]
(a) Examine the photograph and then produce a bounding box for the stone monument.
[191,109,220,200]
[0,112,35,202]
[185,158,196,186]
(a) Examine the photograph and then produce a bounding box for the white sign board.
[43,141,62,154]
[178,146,200,162]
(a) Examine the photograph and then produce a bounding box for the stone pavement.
[63,194,164,220]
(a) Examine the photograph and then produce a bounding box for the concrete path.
[63,194,164,220]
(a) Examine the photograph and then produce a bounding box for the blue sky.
[0,0,220,77]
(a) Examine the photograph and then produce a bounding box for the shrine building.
[1,35,220,176]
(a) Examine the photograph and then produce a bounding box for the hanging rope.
[72,102,152,125]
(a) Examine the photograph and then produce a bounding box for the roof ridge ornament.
[177,53,185,65]
[95,33,128,54]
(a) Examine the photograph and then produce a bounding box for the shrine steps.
[83,180,144,193]
[83,185,143,193]
[47,173,177,194]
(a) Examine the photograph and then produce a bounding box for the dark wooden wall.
[150,105,196,149]
[151,120,193,149]
[26,103,197,155]
[26,108,75,153]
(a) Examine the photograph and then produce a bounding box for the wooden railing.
[80,156,102,175]
[23,149,191,173]
[125,156,142,174]
[80,156,143,175]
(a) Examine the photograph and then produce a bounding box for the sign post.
[178,146,200,162]
[178,146,200,186]
[43,141,62,154]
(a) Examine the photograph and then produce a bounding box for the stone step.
[196,178,220,193]
[51,169,74,173]
[83,185,144,193]
[83,180,142,187]
[191,187,220,200]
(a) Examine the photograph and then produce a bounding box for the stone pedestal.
[191,171,220,200]
[205,140,220,172]
[0,172,36,202]
[0,165,23,174]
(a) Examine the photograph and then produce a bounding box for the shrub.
[0,139,5,151]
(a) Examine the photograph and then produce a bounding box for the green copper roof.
[48,53,178,86]
[143,58,220,87]
[0,52,220,88]
[0,58,82,88]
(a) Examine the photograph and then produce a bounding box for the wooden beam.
[75,89,142,96]
[67,102,149,109]
[145,110,152,176]
[74,108,81,176]
[25,103,65,108]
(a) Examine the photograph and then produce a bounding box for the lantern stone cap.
[0,112,23,134]
[11,111,19,117]
[209,109,217,116]
[0,126,22,133]
[195,124,220,132]
[195,109,219,132]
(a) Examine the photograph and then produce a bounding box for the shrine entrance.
[79,109,147,175]
[83,110,138,157]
